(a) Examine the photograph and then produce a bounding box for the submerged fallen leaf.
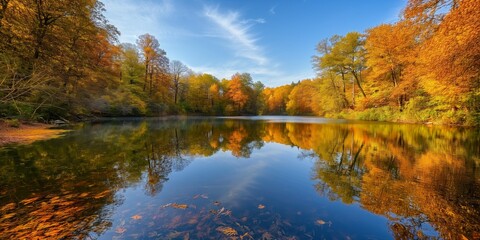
[258,204,265,209]
[167,231,183,238]
[187,217,198,225]
[115,227,126,234]
[161,203,172,208]
[93,190,112,199]
[131,215,142,220]
[316,219,326,225]
[79,193,89,198]
[216,226,238,236]
[0,202,16,211]
[216,207,232,216]
[261,232,273,240]
[20,197,40,205]
[240,232,254,240]
[171,203,188,209]
[193,194,209,199]
[213,201,221,206]
[2,212,16,219]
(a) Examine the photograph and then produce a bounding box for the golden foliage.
[216,226,238,237]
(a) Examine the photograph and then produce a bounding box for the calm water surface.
[0,117,479,239]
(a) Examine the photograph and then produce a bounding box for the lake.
[0,116,479,239]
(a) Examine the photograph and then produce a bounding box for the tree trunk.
[143,62,148,91]
[174,81,178,104]
[352,76,355,107]
[351,71,366,97]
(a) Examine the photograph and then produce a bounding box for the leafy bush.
[4,119,20,128]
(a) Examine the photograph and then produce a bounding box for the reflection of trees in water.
[290,123,480,239]
[0,119,478,239]
[144,128,192,196]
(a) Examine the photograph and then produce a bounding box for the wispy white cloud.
[269,5,277,15]
[203,6,268,66]
[241,18,266,25]
[102,0,175,43]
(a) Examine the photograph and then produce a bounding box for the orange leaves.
[263,85,294,114]
[172,203,188,209]
[0,189,114,239]
[226,75,249,110]
[315,219,326,225]
[0,203,16,211]
[161,203,189,210]
[93,190,112,199]
[286,80,318,115]
[216,226,238,237]
[115,227,127,234]
[131,215,142,220]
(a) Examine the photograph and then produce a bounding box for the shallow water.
[0,117,479,239]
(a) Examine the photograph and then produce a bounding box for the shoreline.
[0,121,68,147]
[0,114,476,147]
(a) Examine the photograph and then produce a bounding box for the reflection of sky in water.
[100,142,396,239]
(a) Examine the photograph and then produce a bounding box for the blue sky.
[102,0,406,87]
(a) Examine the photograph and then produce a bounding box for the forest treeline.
[0,0,265,120]
[265,0,479,125]
[0,0,479,125]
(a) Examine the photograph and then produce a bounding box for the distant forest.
[0,0,478,125]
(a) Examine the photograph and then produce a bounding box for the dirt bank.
[0,121,68,146]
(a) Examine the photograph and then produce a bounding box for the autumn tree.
[0,0,122,119]
[365,22,418,109]
[286,80,317,115]
[169,60,189,105]
[225,73,252,115]
[137,34,169,94]
[415,0,479,108]
[120,43,144,85]
[184,73,220,114]
[314,32,367,109]
[263,84,294,114]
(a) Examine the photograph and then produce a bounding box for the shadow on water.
[0,117,479,239]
